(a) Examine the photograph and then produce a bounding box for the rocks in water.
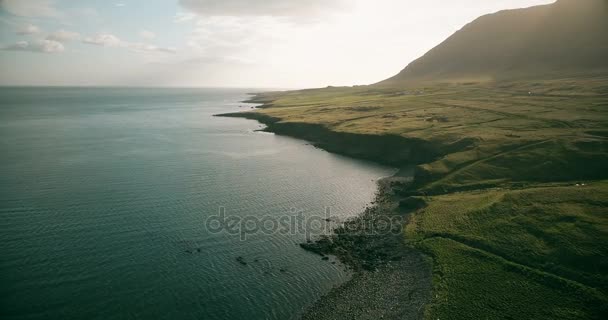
[322,256,330,261]
[236,256,247,265]
[300,235,335,256]
[300,182,412,271]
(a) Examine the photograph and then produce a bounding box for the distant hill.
[379,0,608,85]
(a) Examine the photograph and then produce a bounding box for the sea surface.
[0,88,394,320]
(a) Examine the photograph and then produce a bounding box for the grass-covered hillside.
[380,0,608,85]
[406,182,608,319]
[220,1,608,318]
[225,75,608,319]
[246,76,608,192]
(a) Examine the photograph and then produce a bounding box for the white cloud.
[130,43,177,54]
[139,30,156,40]
[178,0,348,20]
[82,33,124,47]
[183,15,291,66]
[1,39,64,53]
[46,30,81,42]
[0,0,61,18]
[173,0,351,76]
[82,33,176,54]
[16,24,41,35]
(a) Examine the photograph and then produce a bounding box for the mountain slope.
[379,0,608,85]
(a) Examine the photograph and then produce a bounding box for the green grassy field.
[237,76,608,319]
[250,76,608,191]
[406,183,608,319]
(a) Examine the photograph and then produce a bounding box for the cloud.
[82,33,124,47]
[189,16,281,49]
[82,33,176,54]
[175,15,294,72]
[16,24,40,35]
[1,39,64,53]
[0,0,61,17]
[46,30,81,42]
[178,0,347,20]
[139,30,156,40]
[130,43,176,54]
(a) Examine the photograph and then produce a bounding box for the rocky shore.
[217,108,434,319]
[297,177,432,320]
[218,72,608,319]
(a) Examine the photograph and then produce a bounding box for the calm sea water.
[0,88,394,320]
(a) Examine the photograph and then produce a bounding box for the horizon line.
[0,85,305,91]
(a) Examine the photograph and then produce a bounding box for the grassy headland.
[219,1,608,317]
[219,76,608,319]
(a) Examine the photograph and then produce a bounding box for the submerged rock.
[236,256,247,265]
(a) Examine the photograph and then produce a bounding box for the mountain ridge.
[378,0,608,86]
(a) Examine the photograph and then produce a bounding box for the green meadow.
[407,183,608,319]
[238,75,608,319]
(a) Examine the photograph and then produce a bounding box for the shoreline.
[217,80,608,319]
[217,111,441,169]
[220,78,608,319]
[297,176,432,320]
[217,105,434,319]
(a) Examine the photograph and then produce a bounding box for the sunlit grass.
[237,76,608,319]
[405,182,608,319]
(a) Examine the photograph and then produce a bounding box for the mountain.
[379,0,608,85]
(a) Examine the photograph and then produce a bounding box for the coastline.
[217,103,435,319]
[296,176,432,320]
[217,84,608,319]
[217,111,440,168]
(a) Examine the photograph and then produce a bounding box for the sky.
[0,0,555,88]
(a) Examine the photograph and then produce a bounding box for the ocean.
[0,87,394,319]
